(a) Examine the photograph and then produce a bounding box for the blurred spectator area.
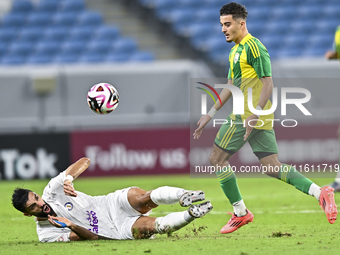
[0,0,158,65]
[137,0,340,65]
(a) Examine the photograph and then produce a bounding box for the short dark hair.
[220,2,248,20]
[12,188,31,213]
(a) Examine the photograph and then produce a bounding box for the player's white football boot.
[179,190,205,207]
[188,201,213,218]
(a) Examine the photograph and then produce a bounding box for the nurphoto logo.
[197,82,312,128]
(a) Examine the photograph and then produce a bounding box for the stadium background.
[0,0,339,181]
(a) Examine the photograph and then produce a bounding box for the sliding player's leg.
[131,201,213,239]
[127,187,206,215]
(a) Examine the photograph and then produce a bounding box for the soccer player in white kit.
[11,158,213,242]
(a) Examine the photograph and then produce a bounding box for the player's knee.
[132,217,156,239]
[209,153,223,166]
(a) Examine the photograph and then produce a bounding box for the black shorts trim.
[254,151,276,160]
[214,142,235,155]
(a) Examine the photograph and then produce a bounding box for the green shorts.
[214,115,278,159]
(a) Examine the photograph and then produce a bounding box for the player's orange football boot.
[319,186,338,224]
[220,209,254,234]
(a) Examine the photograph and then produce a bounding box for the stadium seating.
[138,0,340,62]
[0,0,154,65]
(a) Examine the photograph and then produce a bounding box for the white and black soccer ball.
[87,83,119,115]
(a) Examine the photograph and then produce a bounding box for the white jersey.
[36,171,139,242]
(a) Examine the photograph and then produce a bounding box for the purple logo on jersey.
[86,210,99,234]
[64,202,73,211]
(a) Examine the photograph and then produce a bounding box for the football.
[87,83,119,115]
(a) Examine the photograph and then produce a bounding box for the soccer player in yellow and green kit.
[325,25,340,192]
[193,2,338,234]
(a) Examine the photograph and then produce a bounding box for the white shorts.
[106,187,150,240]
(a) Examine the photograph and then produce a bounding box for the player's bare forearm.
[213,80,233,110]
[68,223,99,241]
[48,215,99,241]
[258,77,273,109]
[65,157,90,180]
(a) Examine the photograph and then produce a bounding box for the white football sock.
[232,199,247,216]
[308,183,321,201]
[150,186,186,205]
[154,211,193,234]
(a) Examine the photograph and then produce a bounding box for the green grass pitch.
[1,174,339,255]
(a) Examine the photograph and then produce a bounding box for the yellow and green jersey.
[334,25,340,57]
[228,33,274,130]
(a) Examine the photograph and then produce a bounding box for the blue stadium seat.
[68,26,95,41]
[246,20,266,38]
[53,54,79,63]
[316,20,340,34]
[276,48,301,59]
[8,41,33,56]
[129,51,154,62]
[112,38,137,53]
[270,6,297,20]
[60,40,88,55]
[0,43,8,57]
[26,12,52,28]
[52,12,79,27]
[43,26,71,42]
[283,35,307,48]
[0,55,26,65]
[0,28,18,43]
[169,8,193,23]
[202,36,227,52]
[247,6,271,21]
[35,41,60,55]
[86,40,113,55]
[77,11,103,27]
[264,21,288,36]
[59,0,85,12]
[27,54,53,64]
[209,50,230,65]
[18,27,44,42]
[79,53,106,63]
[322,4,340,19]
[290,20,314,34]
[2,13,27,28]
[153,0,179,10]
[296,5,322,19]
[197,8,219,23]
[36,0,59,13]
[11,0,34,13]
[94,26,120,41]
[303,47,326,57]
[260,36,283,52]
[106,53,131,62]
[308,34,334,49]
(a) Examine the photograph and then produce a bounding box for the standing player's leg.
[250,129,338,224]
[127,187,212,239]
[212,117,254,234]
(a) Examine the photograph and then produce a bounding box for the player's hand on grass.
[243,114,258,141]
[193,115,211,139]
[48,215,71,228]
[64,180,77,197]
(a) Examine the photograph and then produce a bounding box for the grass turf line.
[1,175,339,255]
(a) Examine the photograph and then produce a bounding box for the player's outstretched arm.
[63,157,90,197]
[193,82,233,140]
[48,215,100,241]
